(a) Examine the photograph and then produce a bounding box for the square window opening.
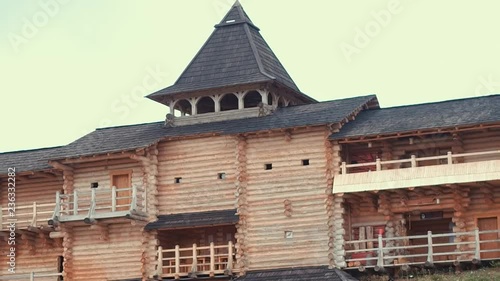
[265,163,273,170]
[174,177,182,184]
[218,173,226,180]
[302,159,310,166]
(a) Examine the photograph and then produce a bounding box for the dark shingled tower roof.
[147,1,316,104]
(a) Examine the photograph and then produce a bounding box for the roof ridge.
[0,145,64,155]
[377,94,500,110]
[95,120,163,131]
[243,23,275,80]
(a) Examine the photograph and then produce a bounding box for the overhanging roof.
[147,1,315,104]
[234,266,358,281]
[330,94,500,141]
[54,95,376,159]
[145,209,238,230]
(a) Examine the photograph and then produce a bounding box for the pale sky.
[1,0,499,153]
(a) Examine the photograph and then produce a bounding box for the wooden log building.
[1,2,499,280]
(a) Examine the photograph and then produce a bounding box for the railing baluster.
[157,246,163,277]
[426,231,434,267]
[411,155,417,167]
[31,202,37,227]
[175,245,180,278]
[375,234,384,272]
[227,241,233,272]
[447,151,453,165]
[474,228,481,261]
[73,190,78,215]
[30,272,34,281]
[191,243,198,273]
[210,242,215,275]
[376,158,381,171]
[130,185,137,211]
[111,186,116,212]
[341,162,347,174]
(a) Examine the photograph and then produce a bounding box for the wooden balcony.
[49,185,147,225]
[156,242,236,279]
[0,202,54,232]
[335,150,500,193]
[0,272,62,280]
[344,229,500,271]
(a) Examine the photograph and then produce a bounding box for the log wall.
[156,136,237,214]
[0,175,63,278]
[69,222,144,280]
[244,128,331,270]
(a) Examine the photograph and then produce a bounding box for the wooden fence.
[49,185,146,224]
[156,241,235,279]
[341,150,500,174]
[0,202,54,231]
[0,272,62,280]
[345,229,500,271]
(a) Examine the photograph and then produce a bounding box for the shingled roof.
[147,1,315,104]
[0,146,66,175]
[54,95,376,159]
[235,266,358,281]
[145,209,238,230]
[330,94,500,141]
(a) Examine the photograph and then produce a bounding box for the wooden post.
[376,158,381,171]
[341,162,347,174]
[191,244,198,273]
[227,241,234,271]
[411,155,417,168]
[210,242,215,276]
[474,228,481,261]
[130,185,137,211]
[175,245,180,278]
[111,186,116,212]
[50,191,61,225]
[426,231,434,267]
[447,151,453,165]
[30,272,34,281]
[157,246,163,277]
[84,189,96,224]
[375,234,385,271]
[73,190,78,215]
[31,202,37,227]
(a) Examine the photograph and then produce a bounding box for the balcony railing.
[156,242,236,279]
[344,229,500,271]
[335,150,500,193]
[0,271,62,280]
[0,202,55,231]
[49,185,146,225]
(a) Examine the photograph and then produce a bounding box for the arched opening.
[196,96,215,114]
[244,91,262,108]
[220,93,239,111]
[277,97,286,108]
[173,99,192,116]
[267,93,273,106]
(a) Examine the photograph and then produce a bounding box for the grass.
[358,263,500,281]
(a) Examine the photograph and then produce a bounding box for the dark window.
[174,177,182,184]
[302,159,310,166]
[218,173,226,180]
[265,163,273,170]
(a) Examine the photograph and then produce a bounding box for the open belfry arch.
[147,1,315,126]
[1,1,500,281]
